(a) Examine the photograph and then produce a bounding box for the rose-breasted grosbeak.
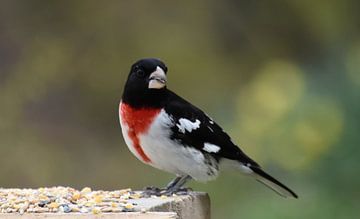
[119,58,298,198]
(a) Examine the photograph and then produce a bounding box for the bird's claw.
[142,186,193,197]
[160,187,193,196]
[142,186,165,197]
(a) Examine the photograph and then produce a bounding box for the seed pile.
[0,187,143,214]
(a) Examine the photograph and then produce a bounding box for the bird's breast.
[119,102,161,163]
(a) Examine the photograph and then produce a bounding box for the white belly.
[138,110,219,182]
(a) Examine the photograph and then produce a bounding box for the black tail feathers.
[249,165,298,198]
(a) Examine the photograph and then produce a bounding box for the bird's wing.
[164,91,259,167]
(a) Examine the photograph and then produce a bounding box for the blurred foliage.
[0,1,359,218]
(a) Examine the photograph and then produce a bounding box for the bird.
[119,58,298,198]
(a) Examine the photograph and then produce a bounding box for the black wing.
[164,90,259,167]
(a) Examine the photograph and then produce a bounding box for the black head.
[122,58,168,108]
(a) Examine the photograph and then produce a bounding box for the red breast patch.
[120,102,161,163]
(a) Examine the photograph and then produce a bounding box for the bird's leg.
[173,175,192,194]
[143,176,192,197]
[165,176,182,190]
[143,176,181,194]
[163,175,192,195]
[142,176,182,197]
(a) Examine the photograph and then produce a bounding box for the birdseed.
[0,187,145,214]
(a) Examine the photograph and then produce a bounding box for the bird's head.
[126,58,167,90]
[122,58,168,107]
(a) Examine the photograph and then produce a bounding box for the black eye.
[136,69,146,77]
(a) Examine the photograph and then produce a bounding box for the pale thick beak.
[148,66,167,89]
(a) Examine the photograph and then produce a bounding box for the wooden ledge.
[0,192,210,219]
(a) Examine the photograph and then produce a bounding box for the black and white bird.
[119,58,298,198]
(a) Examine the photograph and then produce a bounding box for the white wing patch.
[177,118,201,133]
[203,142,221,153]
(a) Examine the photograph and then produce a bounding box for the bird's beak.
[148,66,167,89]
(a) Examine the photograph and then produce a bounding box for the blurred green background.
[0,1,359,218]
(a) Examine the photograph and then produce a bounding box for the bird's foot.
[142,185,193,197]
[161,187,193,196]
[142,186,165,197]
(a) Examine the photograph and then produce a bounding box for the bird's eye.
[136,69,145,77]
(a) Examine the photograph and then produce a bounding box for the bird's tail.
[247,165,298,198]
